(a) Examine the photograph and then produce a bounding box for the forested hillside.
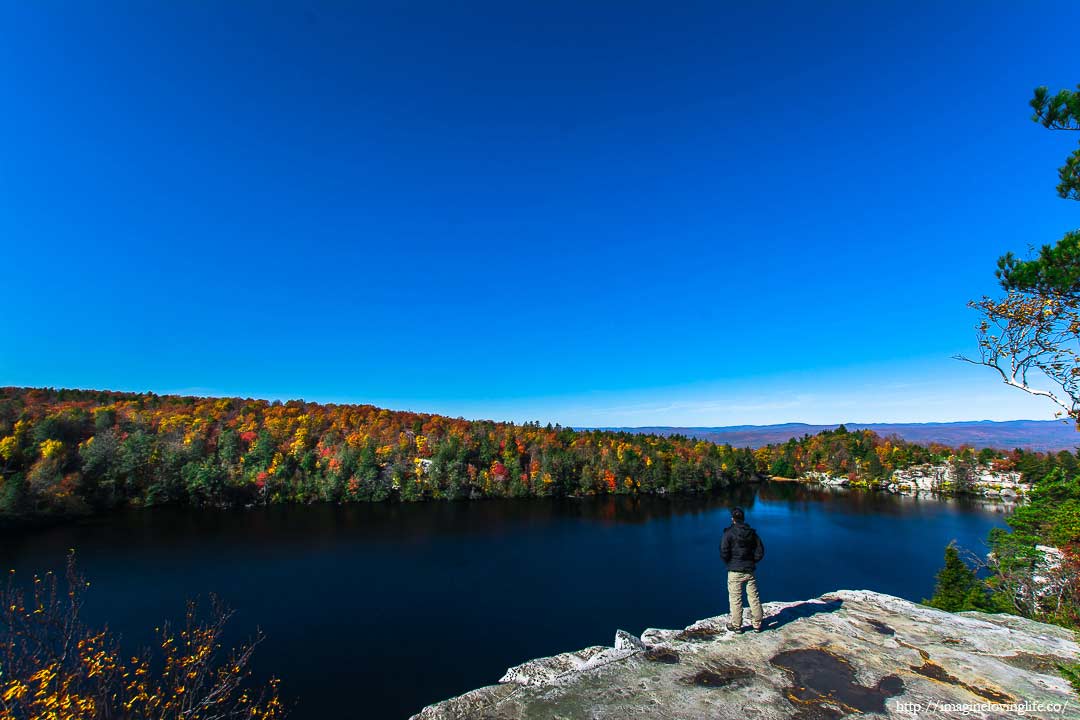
[0,387,759,520]
[762,424,1077,484]
[2,388,1074,525]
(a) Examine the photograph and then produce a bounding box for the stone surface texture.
[410,590,1080,719]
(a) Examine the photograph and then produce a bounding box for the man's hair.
[731,507,745,522]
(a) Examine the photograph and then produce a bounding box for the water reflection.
[0,482,1011,720]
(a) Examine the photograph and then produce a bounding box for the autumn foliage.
[0,554,284,720]
[760,423,1075,485]
[0,387,762,520]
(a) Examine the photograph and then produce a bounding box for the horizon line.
[3,385,1069,430]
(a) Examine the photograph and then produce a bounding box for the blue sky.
[2,1,1078,426]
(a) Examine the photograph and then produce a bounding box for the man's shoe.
[753,626,763,633]
[726,625,743,634]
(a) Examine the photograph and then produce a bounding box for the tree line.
[0,387,764,521]
[4,387,1074,527]
[764,423,1077,484]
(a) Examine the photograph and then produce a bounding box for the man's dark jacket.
[720,522,765,573]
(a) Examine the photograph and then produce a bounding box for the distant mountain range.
[601,420,1079,453]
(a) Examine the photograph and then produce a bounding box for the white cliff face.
[802,471,850,486]
[891,464,953,492]
[410,590,1080,720]
[806,461,1032,498]
[1032,545,1069,596]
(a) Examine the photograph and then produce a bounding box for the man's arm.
[720,530,732,563]
[753,533,764,563]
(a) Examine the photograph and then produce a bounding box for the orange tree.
[962,291,1080,424]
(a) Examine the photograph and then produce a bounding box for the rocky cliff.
[411,591,1080,719]
[804,462,1030,498]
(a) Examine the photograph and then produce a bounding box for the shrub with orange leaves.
[0,553,286,720]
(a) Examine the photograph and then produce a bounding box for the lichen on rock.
[411,590,1080,719]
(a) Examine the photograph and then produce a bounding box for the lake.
[0,482,1010,719]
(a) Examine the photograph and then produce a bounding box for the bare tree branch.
[961,291,1080,425]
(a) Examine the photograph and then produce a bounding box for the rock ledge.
[411,590,1080,719]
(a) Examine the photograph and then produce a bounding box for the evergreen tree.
[769,456,795,478]
[996,85,1080,293]
[925,543,990,612]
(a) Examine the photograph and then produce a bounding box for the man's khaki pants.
[727,571,763,630]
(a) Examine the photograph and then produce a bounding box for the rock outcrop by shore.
[802,462,1031,498]
[411,590,1079,719]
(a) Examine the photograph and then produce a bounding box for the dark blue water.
[0,482,1009,719]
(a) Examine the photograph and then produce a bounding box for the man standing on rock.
[720,506,765,633]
